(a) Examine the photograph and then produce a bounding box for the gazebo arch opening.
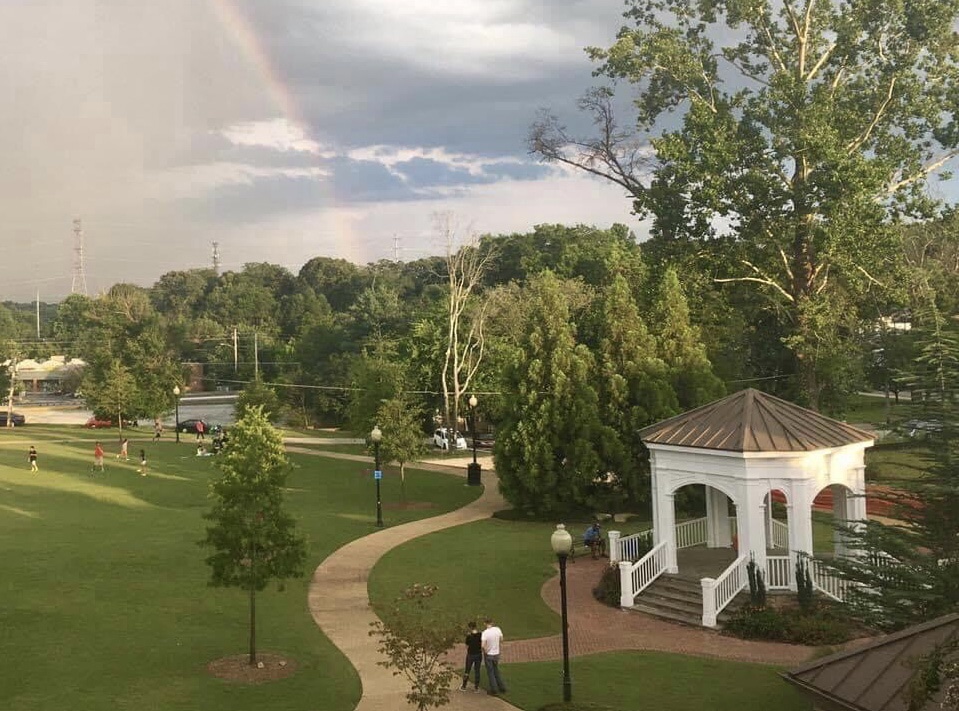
[809,482,865,560]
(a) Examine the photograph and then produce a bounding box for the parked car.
[178,419,208,434]
[0,411,26,427]
[85,417,138,429]
[433,428,468,450]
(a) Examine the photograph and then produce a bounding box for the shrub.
[725,601,861,645]
[593,564,622,608]
[796,557,815,612]
[746,558,767,608]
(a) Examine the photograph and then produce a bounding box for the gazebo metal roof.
[638,388,874,453]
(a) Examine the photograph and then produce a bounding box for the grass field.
[369,516,654,640]
[501,651,809,711]
[0,426,480,711]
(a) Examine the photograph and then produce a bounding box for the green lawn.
[842,393,916,426]
[369,516,653,640]
[0,427,480,711]
[865,442,934,482]
[501,651,809,711]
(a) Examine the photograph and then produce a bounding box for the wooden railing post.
[609,530,621,564]
[619,561,634,608]
[701,577,717,627]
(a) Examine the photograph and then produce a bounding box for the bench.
[570,536,607,562]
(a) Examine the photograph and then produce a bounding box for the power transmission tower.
[71,219,88,295]
[393,234,400,261]
[212,241,221,276]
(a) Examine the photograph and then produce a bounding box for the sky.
[0,0,640,302]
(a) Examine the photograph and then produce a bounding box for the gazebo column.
[832,486,849,557]
[737,484,769,574]
[705,486,731,548]
[653,491,678,574]
[788,484,816,589]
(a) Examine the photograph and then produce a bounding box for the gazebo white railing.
[700,554,749,627]
[675,517,708,549]
[618,540,670,607]
[766,555,792,590]
[771,519,789,549]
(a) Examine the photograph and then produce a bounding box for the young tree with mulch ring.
[200,405,307,666]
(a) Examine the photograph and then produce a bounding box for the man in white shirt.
[481,617,507,695]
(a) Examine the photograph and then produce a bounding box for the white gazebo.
[614,388,875,626]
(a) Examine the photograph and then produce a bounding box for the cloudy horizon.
[1,0,642,302]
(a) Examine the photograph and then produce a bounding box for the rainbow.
[207,0,370,264]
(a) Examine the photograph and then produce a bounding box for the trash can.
[467,462,482,486]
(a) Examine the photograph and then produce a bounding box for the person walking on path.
[117,438,129,461]
[137,449,148,476]
[195,420,205,442]
[459,621,484,692]
[92,442,105,473]
[153,419,163,442]
[28,445,38,473]
[481,617,507,696]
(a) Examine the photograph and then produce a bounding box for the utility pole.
[71,219,88,295]
[212,241,221,276]
[254,330,259,381]
[35,290,40,339]
[233,327,238,373]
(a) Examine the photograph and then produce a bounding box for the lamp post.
[173,385,181,444]
[551,524,573,703]
[371,425,383,528]
[467,394,481,486]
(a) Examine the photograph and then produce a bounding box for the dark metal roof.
[638,388,874,453]
[782,614,959,711]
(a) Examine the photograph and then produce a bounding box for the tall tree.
[200,406,307,665]
[530,0,959,408]
[650,269,725,409]
[437,213,493,434]
[82,360,137,441]
[594,274,679,508]
[494,272,611,516]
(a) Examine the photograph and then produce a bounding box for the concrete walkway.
[301,450,819,711]
[307,468,514,711]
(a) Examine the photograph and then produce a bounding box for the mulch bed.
[207,653,297,684]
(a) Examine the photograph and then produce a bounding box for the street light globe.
[370,425,382,443]
[173,385,180,397]
[551,524,573,556]
[468,394,478,408]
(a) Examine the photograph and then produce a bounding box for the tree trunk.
[249,584,256,666]
[118,406,123,444]
[400,461,406,502]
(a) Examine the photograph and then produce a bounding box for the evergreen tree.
[651,269,725,409]
[200,406,307,665]
[494,272,611,516]
[836,301,959,630]
[594,275,679,510]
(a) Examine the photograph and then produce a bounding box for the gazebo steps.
[628,574,747,628]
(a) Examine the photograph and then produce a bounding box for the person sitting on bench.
[583,523,606,558]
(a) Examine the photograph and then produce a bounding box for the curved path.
[302,451,818,710]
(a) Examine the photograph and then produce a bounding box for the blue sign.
[374,470,383,480]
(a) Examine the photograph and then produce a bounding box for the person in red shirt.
[93,442,105,472]
[195,420,205,442]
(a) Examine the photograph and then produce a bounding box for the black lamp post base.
[467,462,482,486]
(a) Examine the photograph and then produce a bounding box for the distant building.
[2,356,87,393]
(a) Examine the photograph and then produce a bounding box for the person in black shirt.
[459,621,483,692]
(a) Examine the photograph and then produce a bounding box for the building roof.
[782,614,959,711]
[638,388,874,453]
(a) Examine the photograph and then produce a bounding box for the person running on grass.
[138,449,148,476]
[153,418,163,442]
[117,438,129,461]
[28,445,38,473]
[93,442,105,473]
